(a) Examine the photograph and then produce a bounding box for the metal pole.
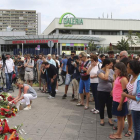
[50,41,52,54]
[0,45,1,56]
[57,43,58,55]
[22,43,23,56]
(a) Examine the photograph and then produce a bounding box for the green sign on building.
[59,12,83,27]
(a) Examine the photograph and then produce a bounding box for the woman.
[77,52,91,109]
[97,58,114,126]
[87,54,101,114]
[10,79,37,110]
[120,60,140,140]
[109,62,128,139]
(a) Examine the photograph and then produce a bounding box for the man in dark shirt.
[44,62,57,99]
[62,51,76,99]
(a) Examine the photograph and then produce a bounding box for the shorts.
[41,78,46,85]
[79,78,90,94]
[65,74,71,85]
[112,101,128,116]
[38,71,41,81]
[24,71,34,81]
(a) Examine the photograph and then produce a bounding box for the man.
[44,62,57,99]
[36,54,43,90]
[62,51,76,99]
[61,55,68,76]
[99,54,105,63]
[5,54,15,91]
[119,51,128,60]
[17,57,25,81]
[24,54,34,86]
[47,54,56,67]
[108,51,115,58]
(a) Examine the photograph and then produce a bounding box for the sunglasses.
[71,54,74,55]
[79,57,82,58]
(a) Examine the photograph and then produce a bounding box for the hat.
[21,57,24,61]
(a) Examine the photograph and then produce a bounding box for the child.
[41,65,46,93]
[109,62,128,139]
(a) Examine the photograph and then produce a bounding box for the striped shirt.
[126,82,134,103]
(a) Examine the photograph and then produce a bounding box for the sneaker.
[55,89,58,92]
[93,110,99,114]
[23,106,31,110]
[62,94,67,99]
[48,96,54,99]
[90,108,96,112]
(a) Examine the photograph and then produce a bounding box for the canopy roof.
[0,35,104,42]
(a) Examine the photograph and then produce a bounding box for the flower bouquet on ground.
[0,92,18,119]
[0,119,25,140]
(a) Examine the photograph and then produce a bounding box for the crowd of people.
[0,50,140,140]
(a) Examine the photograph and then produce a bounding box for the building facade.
[42,12,140,54]
[0,9,41,35]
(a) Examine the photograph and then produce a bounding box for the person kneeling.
[10,79,37,110]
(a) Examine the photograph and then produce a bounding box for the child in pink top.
[109,62,128,139]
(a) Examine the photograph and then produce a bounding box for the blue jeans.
[5,71,13,90]
[90,83,99,110]
[131,110,140,140]
[79,78,90,94]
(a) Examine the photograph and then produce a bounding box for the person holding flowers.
[10,79,37,110]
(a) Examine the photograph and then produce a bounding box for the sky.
[1,0,140,33]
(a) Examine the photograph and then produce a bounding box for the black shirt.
[67,58,75,75]
[47,64,57,78]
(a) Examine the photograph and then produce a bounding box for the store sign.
[59,12,83,27]
[12,39,58,44]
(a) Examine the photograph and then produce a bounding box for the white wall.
[43,18,140,35]
[0,31,25,36]
[37,13,41,35]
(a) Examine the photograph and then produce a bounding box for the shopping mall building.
[0,12,140,55]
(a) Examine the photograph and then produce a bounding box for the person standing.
[46,54,56,94]
[44,62,57,99]
[4,54,15,91]
[62,51,76,99]
[17,57,25,81]
[61,55,68,76]
[24,54,34,87]
[118,60,140,140]
[109,62,128,139]
[87,54,102,114]
[77,52,91,109]
[97,59,114,126]
[36,54,43,90]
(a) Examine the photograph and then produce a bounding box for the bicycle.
[58,73,65,86]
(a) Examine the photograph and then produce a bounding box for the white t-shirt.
[89,62,102,83]
[5,58,14,73]
[56,60,60,66]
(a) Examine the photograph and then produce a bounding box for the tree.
[126,30,136,50]
[117,38,129,51]
[88,41,96,51]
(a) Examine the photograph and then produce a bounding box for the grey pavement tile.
[79,129,96,138]
[45,124,66,134]
[22,134,42,140]
[97,135,111,140]
[28,126,48,136]
[41,133,61,139]
[81,123,97,131]
[78,136,96,140]
[97,127,113,136]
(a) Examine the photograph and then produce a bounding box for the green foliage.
[126,30,136,47]
[88,40,96,51]
[117,38,129,51]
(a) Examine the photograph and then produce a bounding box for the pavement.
[7,85,133,140]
